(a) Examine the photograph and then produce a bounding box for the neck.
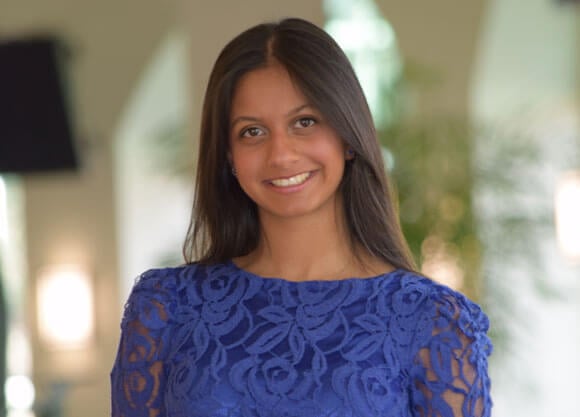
[235,201,392,281]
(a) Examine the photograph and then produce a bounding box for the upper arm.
[409,289,493,417]
[111,270,175,417]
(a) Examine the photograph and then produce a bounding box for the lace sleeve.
[409,287,493,417]
[111,269,176,417]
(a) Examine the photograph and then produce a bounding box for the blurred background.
[0,0,578,416]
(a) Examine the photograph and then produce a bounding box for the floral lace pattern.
[111,262,492,417]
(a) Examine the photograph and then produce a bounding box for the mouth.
[269,171,312,187]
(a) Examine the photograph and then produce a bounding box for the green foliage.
[380,117,482,300]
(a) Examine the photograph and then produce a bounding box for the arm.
[111,270,175,417]
[409,289,493,417]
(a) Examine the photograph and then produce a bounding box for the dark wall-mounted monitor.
[0,37,78,173]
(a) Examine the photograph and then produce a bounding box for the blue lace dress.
[111,261,492,417]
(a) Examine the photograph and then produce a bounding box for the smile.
[270,172,312,187]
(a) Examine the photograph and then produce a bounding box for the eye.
[294,117,316,129]
[240,126,265,138]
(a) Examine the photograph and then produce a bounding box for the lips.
[269,171,312,187]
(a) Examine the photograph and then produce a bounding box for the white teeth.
[270,172,311,187]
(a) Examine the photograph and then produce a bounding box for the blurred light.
[555,171,580,262]
[421,235,464,289]
[7,410,36,417]
[37,265,94,349]
[421,235,445,257]
[422,256,464,290]
[5,375,35,410]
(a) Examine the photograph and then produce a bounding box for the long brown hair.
[183,17,416,271]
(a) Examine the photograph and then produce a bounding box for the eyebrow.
[230,103,313,128]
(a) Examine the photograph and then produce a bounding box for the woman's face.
[228,64,350,222]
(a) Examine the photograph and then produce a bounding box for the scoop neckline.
[225,259,403,284]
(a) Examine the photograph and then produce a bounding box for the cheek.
[230,149,260,191]
[230,146,253,170]
[234,163,259,187]
[311,138,347,168]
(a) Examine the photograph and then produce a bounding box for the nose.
[266,128,299,168]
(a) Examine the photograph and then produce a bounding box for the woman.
[111,18,492,417]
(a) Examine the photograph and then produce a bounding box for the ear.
[227,151,238,176]
[345,147,355,160]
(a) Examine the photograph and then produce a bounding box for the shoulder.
[127,261,233,296]
[121,263,204,328]
[393,270,487,316]
[390,270,490,337]
[126,264,194,302]
[392,270,492,352]
[122,261,252,323]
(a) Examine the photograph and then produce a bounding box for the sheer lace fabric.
[111,262,492,417]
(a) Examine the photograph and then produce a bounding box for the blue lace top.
[111,261,492,417]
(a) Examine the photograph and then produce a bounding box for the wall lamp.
[555,171,580,263]
[36,265,94,350]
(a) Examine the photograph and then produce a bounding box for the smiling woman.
[111,17,492,417]
[228,64,349,223]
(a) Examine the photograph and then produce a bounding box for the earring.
[346,148,355,159]
[231,166,237,176]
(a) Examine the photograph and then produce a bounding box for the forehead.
[230,64,308,118]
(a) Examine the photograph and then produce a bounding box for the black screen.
[0,37,78,173]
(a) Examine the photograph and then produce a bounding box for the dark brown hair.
[183,17,415,271]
